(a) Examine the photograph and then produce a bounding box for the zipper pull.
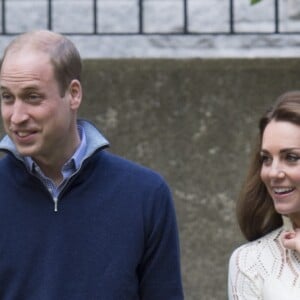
[53,197,58,212]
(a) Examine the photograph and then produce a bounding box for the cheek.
[1,106,11,122]
[260,167,267,183]
[290,172,300,186]
[34,103,60,120]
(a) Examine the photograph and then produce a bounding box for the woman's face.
[260,120,300,226]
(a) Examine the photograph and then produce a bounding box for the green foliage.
[251,0,262,4]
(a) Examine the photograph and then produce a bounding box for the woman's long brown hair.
[237,91,300,241]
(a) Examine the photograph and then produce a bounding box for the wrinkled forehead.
[5,42,50,59]
[1,47,52,71]
[3,30,60,56]
[0,49,55,89]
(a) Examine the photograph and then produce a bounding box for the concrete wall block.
[5,1,47,32]
[188,1,230,33]
[51,1,94,33]
[98,1,138,33]
[143,1,183,33]
[52,1,93,33]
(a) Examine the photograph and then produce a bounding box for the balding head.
[1,30,82,96]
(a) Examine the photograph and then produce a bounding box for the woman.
[228,91,300,299]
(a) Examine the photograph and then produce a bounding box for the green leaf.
[251,0,262,4]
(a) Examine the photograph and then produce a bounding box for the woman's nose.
[268,163,285,179]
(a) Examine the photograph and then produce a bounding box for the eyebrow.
[260,148,300,154]
[0,85,9,91]
[0,85,40,92]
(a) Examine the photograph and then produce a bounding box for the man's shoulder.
[102,150,162,175]
[97,150,169,188]
[0,153,16,169]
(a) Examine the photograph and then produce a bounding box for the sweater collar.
[282,215,294,231]
[0,119,109,163]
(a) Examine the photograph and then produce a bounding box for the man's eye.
[0,93,14,103]
[27,94,41,102]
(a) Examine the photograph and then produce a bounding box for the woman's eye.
[260,154,271,165]
[286,153,300,162]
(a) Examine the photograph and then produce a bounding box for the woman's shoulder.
[228,226,300,299]
[229,227,283,267]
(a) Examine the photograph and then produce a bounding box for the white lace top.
[228,218,300,300]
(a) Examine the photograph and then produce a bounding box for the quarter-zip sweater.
[0,120,184,300]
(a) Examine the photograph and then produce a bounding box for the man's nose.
[10,101,29,124]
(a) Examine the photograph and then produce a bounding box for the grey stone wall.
[77,58,300,300]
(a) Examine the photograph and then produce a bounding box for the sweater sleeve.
[138,180,184,300]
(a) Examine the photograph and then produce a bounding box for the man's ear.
[68,79,82,110]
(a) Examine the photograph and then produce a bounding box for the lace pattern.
[228,222,300,299]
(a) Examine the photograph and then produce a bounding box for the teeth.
[17,132,29,137]
[273,187,294,194]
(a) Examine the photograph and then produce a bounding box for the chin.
[275,206,298,216]
[15,147,38,157]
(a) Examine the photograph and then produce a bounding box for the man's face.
[0,49,75,164]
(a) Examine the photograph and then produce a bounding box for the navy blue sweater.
[0,127,183,299]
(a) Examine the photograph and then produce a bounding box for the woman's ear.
[68,79,82,110]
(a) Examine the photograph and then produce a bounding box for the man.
[0,30,184,299]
